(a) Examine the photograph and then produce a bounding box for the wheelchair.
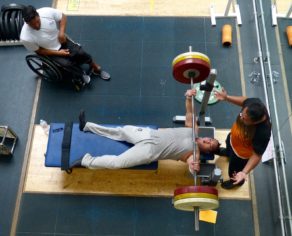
[24,36,103,91]
[25,53,92,91]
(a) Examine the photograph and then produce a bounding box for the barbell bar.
[172,48,217,231]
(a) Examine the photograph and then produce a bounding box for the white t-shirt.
[20,7,63,52]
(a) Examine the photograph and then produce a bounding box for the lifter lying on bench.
[76,91,221,171]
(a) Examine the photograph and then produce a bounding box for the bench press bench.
[45,123,217,176]
[45,123,159,173]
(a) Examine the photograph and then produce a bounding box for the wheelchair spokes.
[25,55,62,82]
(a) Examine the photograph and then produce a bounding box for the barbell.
[172,49,218,231]
[173,186,219,211]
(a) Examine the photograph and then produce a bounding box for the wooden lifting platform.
[24,125,250,199]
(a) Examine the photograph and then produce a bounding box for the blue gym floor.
[0,0,291,235]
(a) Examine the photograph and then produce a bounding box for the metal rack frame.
[210,0,242,26]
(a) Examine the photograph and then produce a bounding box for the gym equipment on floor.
[0,125,18,156]
[0,3,24,45]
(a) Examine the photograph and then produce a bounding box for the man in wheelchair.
[20,5,110,86]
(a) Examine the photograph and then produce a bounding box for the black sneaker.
[221,180,236,189]
[79,110,86,131]
[221,179,244,190]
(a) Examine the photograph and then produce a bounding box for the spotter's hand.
[231,171,247,185]
[214,87,227,101]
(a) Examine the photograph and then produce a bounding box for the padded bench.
[45,123,158,172]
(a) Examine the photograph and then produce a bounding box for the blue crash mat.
[45,123,158,170]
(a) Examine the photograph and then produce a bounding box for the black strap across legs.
[61,122,73,171]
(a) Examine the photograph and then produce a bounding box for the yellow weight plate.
[174,192,218,202]
[172,52,210,66]
[172,52,210,65]
[173,198,219,211]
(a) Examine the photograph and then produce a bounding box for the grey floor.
[0,0,291,235]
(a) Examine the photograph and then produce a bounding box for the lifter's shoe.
[221,179,244,190]
[79,110,86,131]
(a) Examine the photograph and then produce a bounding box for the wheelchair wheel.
[25,55,62,82]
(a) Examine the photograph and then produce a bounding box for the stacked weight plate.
[0,4,24,42]
[173,186,219,211]
[172,51,211,84]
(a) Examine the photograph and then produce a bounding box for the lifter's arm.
[183,89,200,172]
[180,150,200,173]
[185,89,198,133]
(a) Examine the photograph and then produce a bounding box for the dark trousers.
[225,133,248,181]
[49,39,93,77]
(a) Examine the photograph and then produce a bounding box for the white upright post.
[210,4,216,26]
[286,3,292,18]
[271,4,278,26]
[224,0,233,16]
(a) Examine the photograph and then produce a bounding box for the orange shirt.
[230,122,253,158]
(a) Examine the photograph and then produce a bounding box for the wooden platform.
[54,0,227,17]
[54,0,291,18]
[24,125,250,199]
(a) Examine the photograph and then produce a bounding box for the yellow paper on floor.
[199,210,218,224]
[67,0,80,11]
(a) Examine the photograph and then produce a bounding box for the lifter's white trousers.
[81,122,157,169]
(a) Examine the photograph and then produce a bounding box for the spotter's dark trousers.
[225,133,248,185]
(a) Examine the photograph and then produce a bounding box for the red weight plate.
[172,58,210,84]
[174,186,218,196]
